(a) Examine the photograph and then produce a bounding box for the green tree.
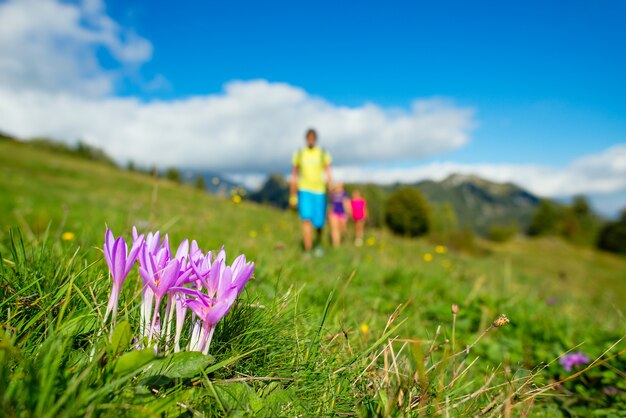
[194,175,207,191]
[385,187,430,237]
[527,199,562,236]
[487,222,519,242]
[249,174,290,209]
[597,209,626,254]
[165,167,182,183]
[562,195,600,245]
[430,202,459,236]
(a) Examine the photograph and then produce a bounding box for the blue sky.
[0,0,625,214]
[108,0,626,165]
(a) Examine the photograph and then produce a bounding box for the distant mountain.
[409,174,540,234]
[181,169,248,196]
[248,174,290,209]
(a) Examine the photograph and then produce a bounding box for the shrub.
[249,174,289,209]
[597,209,626,254]
[487,223,519,242]
[28,138,117,166]
[446,227,477,253]
[165,167,182,183]
[430,202,459,236]
[527,199,562,236]
[561,195,601,246]
[194,175,207,191]
[385,187,430,237]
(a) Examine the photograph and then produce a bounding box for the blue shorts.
[298,190,327,229]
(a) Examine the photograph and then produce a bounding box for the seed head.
[493,314,510,328]
[451,304,459,315]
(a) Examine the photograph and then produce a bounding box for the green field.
[1,139,625,416]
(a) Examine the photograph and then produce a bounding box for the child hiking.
[328,183,350,247]
[350,189,367,247]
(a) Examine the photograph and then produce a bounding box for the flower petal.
[125,234,144,277]
[175,239,189,260]
[104,229,115,271]
[218,266,233,298]
[112,236,127,284]
[233,262,254,293]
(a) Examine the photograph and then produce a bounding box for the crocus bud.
[451,304,459,315]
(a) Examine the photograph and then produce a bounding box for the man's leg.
[298,191,314,251]
[312,193,327,248]
[302,220,313,251]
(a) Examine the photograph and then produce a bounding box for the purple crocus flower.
[175,239,189,261]
[104,227,255,356]
[189,240,203,263]
[136,229,170,271]
[230,254,255,294]
[185,248,254,355]
[173,293,187,353]
[139,256,191,344]
[135,229,173,342]
[186,287,238,355]
[103,228,144,325]
[560,351,590,372]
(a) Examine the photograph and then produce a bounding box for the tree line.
[249,174,626,255]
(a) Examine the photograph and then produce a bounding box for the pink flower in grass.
[103,228,144,324]
[186,287,238,355]
[139,255,192,345]
[103,227,254,356]
[184,249,254,355]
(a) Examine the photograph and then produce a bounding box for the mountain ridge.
[408,174,540,234]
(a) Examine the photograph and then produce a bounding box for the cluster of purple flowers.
[103,227,254,355]
[559,351,590,372]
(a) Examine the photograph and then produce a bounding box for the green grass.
[1,139,625,416]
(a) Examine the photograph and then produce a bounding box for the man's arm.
[289,165,299,207]
[324,164,333,191]
[290,165,299,195]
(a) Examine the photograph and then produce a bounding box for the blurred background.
[1,0,625,251]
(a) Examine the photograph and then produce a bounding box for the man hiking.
[289,128,332,255]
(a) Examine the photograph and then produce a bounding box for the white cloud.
[0,79,475,171]
[334,143,626,199]
[0,0,152,96]
[1,0,624,216]
[0,1,474,172]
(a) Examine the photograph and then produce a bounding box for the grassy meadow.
[1,138,625,416]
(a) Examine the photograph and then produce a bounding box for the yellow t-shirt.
[292,147,332,193]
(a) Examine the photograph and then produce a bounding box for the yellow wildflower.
[360,323,369,334]
[366,237,376,246]
[249,230,257,238]
[232,195,242,204]
[423,253,433,262]
[61,232,75,241]
[435,245,447,254]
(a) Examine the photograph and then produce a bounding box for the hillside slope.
[1,138,625,415]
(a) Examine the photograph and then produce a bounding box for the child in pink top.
[350,190,367,246]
